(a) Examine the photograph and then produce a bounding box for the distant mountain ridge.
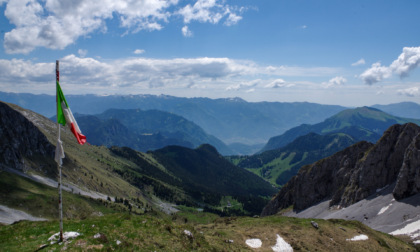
[0,92,346,147]
[229,132,357,187]
[261,106,420,152]
[75,108,233,155]
[372,102,420,119]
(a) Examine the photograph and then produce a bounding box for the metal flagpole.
[56,60,64,242]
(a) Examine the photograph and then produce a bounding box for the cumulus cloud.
[397,87,419,97]
[182,25,193,37]
[351,58,365,66]
[265,79,295,88]
[133,49,145,54]
[78,49,88,57]
[322,76,347,88]
[2,0,245,54]
[226,79,259,91]
[360,47,420,84]
[0,55,345,96]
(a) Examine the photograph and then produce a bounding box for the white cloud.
[397,87,419,97]
[322,76,347,88]
[0,55,344,97]
[301,25,307,29]
[177,0,243,26]
[265,79,295,88]
[182,25,193,37]
[360,46,420,84]
[133,49,145,55]
[78,49,88,57]
[2,0,244,54]
[226,79,259,91]
[351,58,365,66]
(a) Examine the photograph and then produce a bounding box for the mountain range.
[261,106,420,152]
[261,123,420,240]
[73,108,233,155]
[0,101,275,217]
[228,107,420,188]
[0,92,348,146]
[1,100,420,249]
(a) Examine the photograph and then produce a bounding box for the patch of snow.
[271,234,293,252]
[245,238,262,248]
[414,240,420,244]
[346,234,369,241]
[390,219,420,240]
[378,204,392,215]
[184,230,193,238]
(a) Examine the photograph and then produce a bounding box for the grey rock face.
[262,123,420,217]
[393,133,420,199]
[0,102,54,172]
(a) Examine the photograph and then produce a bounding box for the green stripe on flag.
[56,81,69,126]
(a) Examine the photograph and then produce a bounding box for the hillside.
[74,108,233,155]
[0,92,346,147]
[0,101,274,218]
[1,101,418,251]
[229,132,357,187]
[261,106,420,152]
[261,123,420,244]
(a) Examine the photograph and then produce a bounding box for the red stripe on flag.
[70,122,87,145]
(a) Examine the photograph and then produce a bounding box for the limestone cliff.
[261,123,420,216]
[0,101,55,175]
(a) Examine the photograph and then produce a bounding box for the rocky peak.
[261,123,420,217]
[0,102,55,174]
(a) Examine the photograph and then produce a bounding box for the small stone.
[311,221,319,229]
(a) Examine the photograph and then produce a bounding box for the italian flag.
[56,81,86,145]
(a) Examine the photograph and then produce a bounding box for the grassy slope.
[0,171,138,221]
[0,213,417,251]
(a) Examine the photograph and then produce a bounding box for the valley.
[1,97,420,251]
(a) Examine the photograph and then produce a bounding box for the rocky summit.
[262,123,420,216]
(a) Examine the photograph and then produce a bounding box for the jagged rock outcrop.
[261,123,420,217]
[393,133,420,199]
[0,101,55,173]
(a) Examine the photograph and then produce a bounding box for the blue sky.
[0,0,419,106]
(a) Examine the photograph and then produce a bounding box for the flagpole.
[56,60,64,242]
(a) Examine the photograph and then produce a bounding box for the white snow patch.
[48,231,80,244]
[245,238,262,248]
[346,234,369,241]
[184,230,193,237]
[378,204,392,215]
[271,234,293,252]
[390,219,420,240]
[414,240,420,244]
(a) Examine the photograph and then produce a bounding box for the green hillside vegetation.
[4,102,274,217]
[0,212,416,251]
[0,171,134,220]
[228,133,357,187]
[262,106,420,152]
